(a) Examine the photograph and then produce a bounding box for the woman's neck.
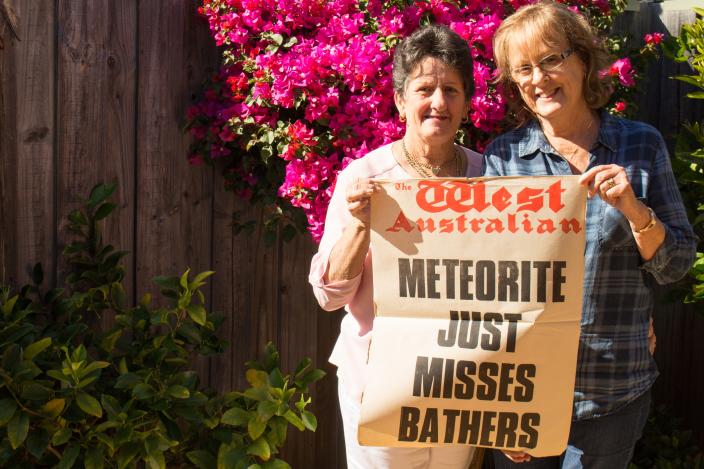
[403,133,456,166]
[539,108,600,142]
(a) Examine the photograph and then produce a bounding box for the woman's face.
[508,36,588,124]
[395,57,468,145]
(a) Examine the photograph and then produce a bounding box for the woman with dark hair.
[309,24,480,468]
[484,2,696,467]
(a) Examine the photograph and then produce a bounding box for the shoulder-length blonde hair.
[493,1,613,127]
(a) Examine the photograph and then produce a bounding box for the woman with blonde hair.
[484,2,695,468]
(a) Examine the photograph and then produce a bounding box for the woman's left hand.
[579,164,665,261]
[578,164,640,217]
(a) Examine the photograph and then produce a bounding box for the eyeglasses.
[510,49,574,81]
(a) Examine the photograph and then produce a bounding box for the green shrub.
[0,183,323,468]
[664,7,704,303]
[630,405,704,469]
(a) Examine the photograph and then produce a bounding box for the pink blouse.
[309,143,483,400]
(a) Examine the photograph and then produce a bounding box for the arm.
[579,135,696,281]
[308,169,378,311]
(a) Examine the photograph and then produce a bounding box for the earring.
[399,114,406,122]
[461,115,469,124]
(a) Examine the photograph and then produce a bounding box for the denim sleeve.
[482,140,506,177]
[640,134,697,284]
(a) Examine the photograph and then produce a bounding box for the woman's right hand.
[346,178,379,228]
[502,450,532,463]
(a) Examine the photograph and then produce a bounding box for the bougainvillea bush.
[187,0,658,242]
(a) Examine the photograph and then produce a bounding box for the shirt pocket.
[598,202,637,249]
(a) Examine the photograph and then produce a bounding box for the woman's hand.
[502,450,532,463]
[325,178,379,283]
[578,164,641,217]
[578,164,665,260]
[345,178,379,228]
[648,318,656,355]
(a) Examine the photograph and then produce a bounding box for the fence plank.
[0,0,55,288]
[135,0,216,381]
[56,0,136,314]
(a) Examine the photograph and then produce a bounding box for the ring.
[607,178,616,189]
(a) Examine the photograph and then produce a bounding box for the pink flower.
[191,0,644,242]
[644,32,664,45]
[600,58,635,87]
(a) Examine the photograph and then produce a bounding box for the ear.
[394,90,405,117]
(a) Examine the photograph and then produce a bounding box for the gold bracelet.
[633,206,657,234]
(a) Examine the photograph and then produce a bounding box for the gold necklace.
[401,139,461,178]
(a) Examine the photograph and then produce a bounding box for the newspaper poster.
[358,176,587,457]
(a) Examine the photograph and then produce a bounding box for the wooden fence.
[0,1,701,467]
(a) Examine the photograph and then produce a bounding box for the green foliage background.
[0,184,323,468]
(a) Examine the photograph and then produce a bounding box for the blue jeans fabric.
[492,390,651,469]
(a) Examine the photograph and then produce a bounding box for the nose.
[530,65,548,85]
[430,87,447,110]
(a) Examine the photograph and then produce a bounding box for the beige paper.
[359,176,587,457]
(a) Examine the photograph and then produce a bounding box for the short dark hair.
[392,24,474,101]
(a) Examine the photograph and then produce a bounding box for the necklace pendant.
[431,166,441,176]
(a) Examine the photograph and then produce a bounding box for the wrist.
[631,206,657,234]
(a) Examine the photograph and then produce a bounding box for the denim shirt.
[483,113,696,420]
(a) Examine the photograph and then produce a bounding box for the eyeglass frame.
[510,48,574,82]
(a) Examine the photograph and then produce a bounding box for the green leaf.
[246,369,269,388]
[26,428,50,459]
[248,418,267,440]
[67,209,88,226]
[282,410,305,431]
[262,460,291,469]
[100,330,122,353]
[88,182,117,209]
[51,428,72,446]
[23,337,52,360]
[153,275,179,290]
[191,270,215,286]
[301,411,317,431]
[57,444,80,469]
[247,437,271,461]
[7,411,29,449]
[42,398,66,418]
[117,442,141,469]
[270,33,283,45]
[257,401,278,422]
[180,269,191,289]
[298,369,326,387]
[221,407,251,426]
[186,304,207,326]
[218,443,247,469]
[85,446,105,469]
[115,372,140,389]
[146,449,166,469]
[79,360,110,378]
[21,382,53,401]
[133,383,156,400]
[47,369,72,384]
[187,450,216,469]
[0,399,17,425]
[167,384,190,399]
[94,202,118,221]
[76,392,103,417]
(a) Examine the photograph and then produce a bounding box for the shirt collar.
[517,110,617,159]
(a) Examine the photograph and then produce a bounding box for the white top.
[308,142,483,400]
